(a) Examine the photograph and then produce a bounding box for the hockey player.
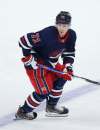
[15,11,77,120]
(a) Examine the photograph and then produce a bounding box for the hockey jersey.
[19,26,76,67]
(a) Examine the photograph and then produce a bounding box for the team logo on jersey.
[31,33,41,44]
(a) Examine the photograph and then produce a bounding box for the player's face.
[56,24,70,37]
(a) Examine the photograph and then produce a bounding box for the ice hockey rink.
[0,0,100,130]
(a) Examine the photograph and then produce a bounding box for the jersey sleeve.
[18,33,39,57]
[62,30,77,64]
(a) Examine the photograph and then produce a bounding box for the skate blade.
[14,116,34,120]
[45,112,68,117]
[14,114,36,120]
[13,115,24,121]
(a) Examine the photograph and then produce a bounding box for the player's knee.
[54,78,66,90]
[32,92,48,102]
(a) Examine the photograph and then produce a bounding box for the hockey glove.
[65,63,73,75]
[55,63,72,81]
[21,55,38,69]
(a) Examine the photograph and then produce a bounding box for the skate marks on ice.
[0,82,100,127]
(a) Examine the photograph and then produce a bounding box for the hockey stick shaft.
[73,75,100,85]
[37,64,64,74]
[37,64,100,85]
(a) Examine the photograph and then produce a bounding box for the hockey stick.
[37,64,100,85]
[73,75,100,85]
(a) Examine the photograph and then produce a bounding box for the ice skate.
[15,106,37,120]
[45,104,69,117]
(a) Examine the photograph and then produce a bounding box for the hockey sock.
[22,92,47,113]
[47,78,66,106]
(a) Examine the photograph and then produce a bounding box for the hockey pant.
[22,67,66,113]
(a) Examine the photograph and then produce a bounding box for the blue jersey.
[19,26,76,67]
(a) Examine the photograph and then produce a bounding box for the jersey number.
[31,33,41,44]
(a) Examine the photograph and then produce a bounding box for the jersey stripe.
[63,52,75,55]
[24,35,33,48]
[65,56,75,59]
[19,40,30,49]
[49,53,61,59]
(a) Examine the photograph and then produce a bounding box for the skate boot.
[45,104,69,117]
[15,106,37,120]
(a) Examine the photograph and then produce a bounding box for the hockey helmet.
[56,11,71,24]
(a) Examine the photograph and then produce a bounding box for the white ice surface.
[0,0,100,130]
